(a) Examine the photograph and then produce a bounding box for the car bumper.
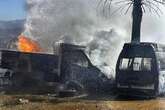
[117,87,157,97]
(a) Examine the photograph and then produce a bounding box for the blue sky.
[0,0,26,21]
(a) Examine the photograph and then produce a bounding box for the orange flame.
[18,34,43,53]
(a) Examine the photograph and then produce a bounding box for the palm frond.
[98,0,165,16]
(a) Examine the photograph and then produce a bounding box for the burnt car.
[0,43,112,94]
[116,42,165,97]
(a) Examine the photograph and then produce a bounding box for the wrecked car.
[116,42,165,97]
[0,43,112,95]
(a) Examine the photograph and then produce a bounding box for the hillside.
[0,20,25,49]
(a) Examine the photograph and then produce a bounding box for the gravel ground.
[0,95,164,110]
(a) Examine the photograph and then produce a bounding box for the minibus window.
[158,60,165,70]
[133,58,142,71]
[120,57,152,71]
[133,57,152,71]
[156,52,165,71]
[143,58,152,71]
[119,58,132,70]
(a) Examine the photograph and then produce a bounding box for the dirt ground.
[0,95,165,110]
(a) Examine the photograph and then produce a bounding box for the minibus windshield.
[119,57,152,71]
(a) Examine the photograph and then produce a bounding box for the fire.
[18,34,43,53]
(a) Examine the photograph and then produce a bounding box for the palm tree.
[98,0,165,43]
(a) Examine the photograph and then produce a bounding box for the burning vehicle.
[0,36,112,95]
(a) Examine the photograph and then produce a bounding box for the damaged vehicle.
[116,42,165,97]
[0,43,112,95]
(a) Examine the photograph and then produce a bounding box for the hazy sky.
[0,0,26,21]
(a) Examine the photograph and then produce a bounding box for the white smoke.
[24,0,131,77]
[137,3,165,43]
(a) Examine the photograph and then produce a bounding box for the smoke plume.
[24,0,133,77]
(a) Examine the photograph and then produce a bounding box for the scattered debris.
[18,98,29,104]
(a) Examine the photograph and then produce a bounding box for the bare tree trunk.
[131,0,142,43]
